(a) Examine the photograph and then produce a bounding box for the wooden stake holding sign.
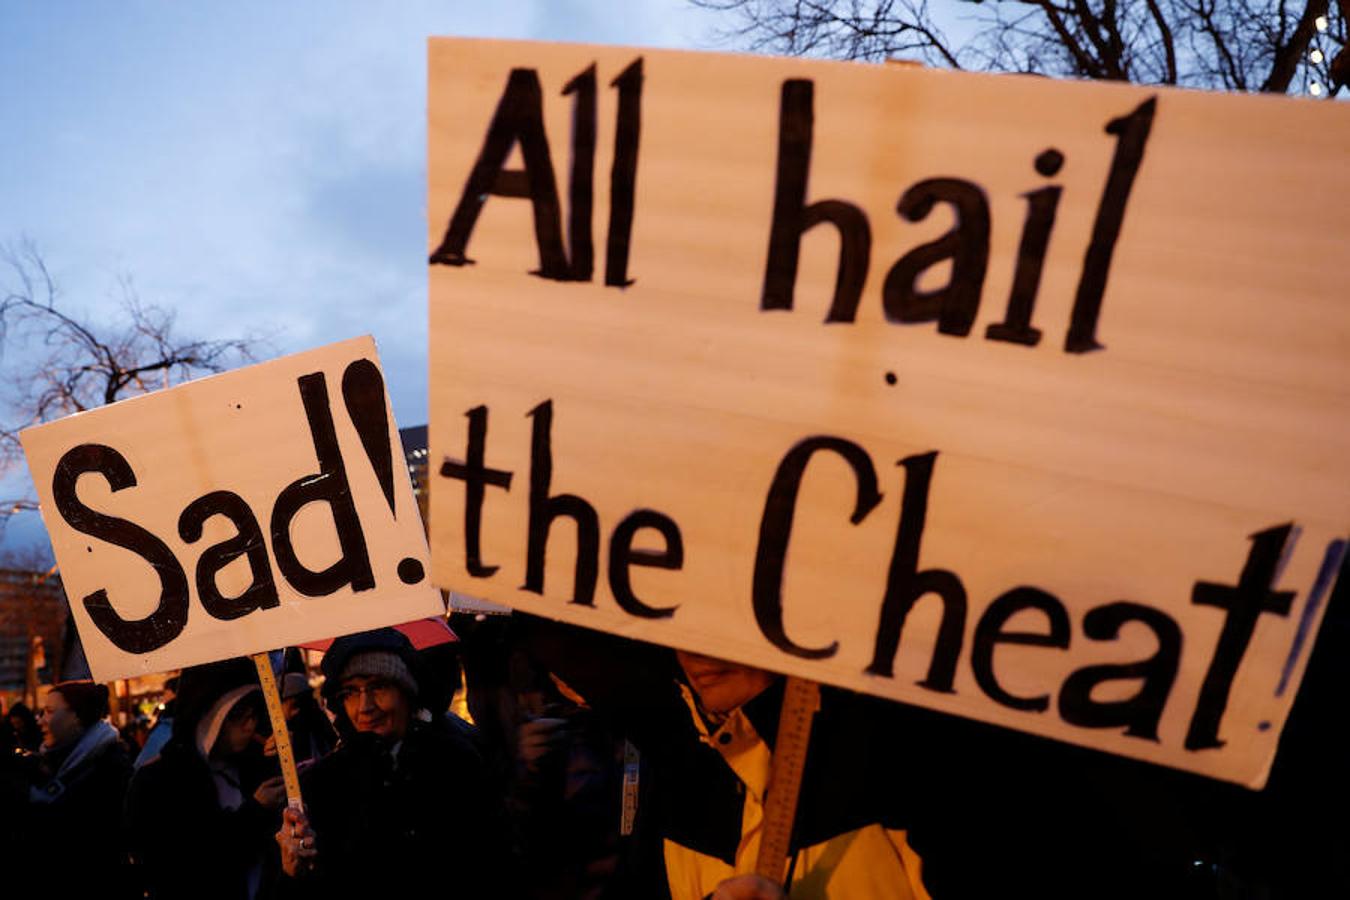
[251,652,305,811]
[755,676,822,887]
[21,338,441,818]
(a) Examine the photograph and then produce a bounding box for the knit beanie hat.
[50,681,110,728]
[338,650,418,698]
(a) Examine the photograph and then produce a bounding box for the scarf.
[29,720,118,804]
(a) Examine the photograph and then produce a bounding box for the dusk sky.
[0,1,736,554]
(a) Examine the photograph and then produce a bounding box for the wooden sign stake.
[755,676,821,887]
[251,652,305,811]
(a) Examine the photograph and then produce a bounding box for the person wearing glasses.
[276,627,507,898]
[8,681,135,897]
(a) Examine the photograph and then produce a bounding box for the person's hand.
[516,716,568,777]
[252,774,287,810]
[710,874,786,900]
[276,805,318,877]
[262,733,278,757]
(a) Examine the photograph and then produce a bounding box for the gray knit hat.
[338,650,418,698]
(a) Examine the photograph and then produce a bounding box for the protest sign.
[426,39,1350,787]
[22,336,443,681]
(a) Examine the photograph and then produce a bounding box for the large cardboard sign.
[22,337,442,681]
[427,39,1350,787]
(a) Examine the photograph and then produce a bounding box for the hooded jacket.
[126,658,282,900]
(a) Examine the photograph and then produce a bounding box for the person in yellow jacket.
[664,650,930,900]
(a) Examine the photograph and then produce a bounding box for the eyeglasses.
[335,679,399,706]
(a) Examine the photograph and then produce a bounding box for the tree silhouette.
[693,0,1348,96]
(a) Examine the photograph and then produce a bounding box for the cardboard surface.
[23,337,443,680]
[427,39,1350,787]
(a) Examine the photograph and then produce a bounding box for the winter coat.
[20,720,135,897]
[657,681,926,900]
[519,617,1235,900]
[126,658,283,900]
[279,714,509,899]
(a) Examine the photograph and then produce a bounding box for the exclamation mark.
[341,358,425,585]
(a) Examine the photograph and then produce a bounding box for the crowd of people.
[1,594,1347,899]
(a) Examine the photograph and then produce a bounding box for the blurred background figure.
[7,700,42,754]
[508,614,672,900]
[134,674,179,769]
[18,681,135,897]
[120,712,152,754]
[275,671,337,766]
[127,658,287,900]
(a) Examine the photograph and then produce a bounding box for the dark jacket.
[20,721,135,897]
[126,658,282,900]
[523,617,1313,900]
[282,715,509,899]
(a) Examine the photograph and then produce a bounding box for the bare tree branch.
[691,0,965,66]
[0,240,265,519]
[687,0,1347,96]
[1329,0,1350,91]
[1033,0,1109,76]
[1262,0,1330,90]
[1146,0,1181,81]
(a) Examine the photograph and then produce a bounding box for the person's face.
[676,651,775,715]
[218,698,259,755]
[282,696,301,721]
[39,692,82,749]
[337,676,410,739]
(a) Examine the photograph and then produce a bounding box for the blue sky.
[0,0,724,555]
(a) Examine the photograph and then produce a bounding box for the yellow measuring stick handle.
[754,676,821,886]
[251,652,305,811]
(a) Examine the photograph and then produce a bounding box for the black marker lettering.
[340,359,397,515]
[179,491,279,621]
[429,68,570,280]
[1185,523,1296,751]
[563,64,597,282]
[51,444,189,653]
[606,58,643,287]
[753,436,881,659]
[882,179,990,338]
[761,79,871,323]
[1059,602,1181,741]
[608,509,682,619]
[270,372,375,596]
[440,405,514,577]
[523,400,599,606]
[986,149,1064,347]
[1065,98,1156,353]
[866,452,967,692]
[971,586,1070,711]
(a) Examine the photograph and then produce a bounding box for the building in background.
[401,423,430,525]
[0,567,65,709]
[399,424,508,616]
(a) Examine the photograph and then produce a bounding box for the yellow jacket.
[662,684,930,900]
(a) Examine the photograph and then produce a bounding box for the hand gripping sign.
[22,336,444,682]
[426,40,1350,789]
